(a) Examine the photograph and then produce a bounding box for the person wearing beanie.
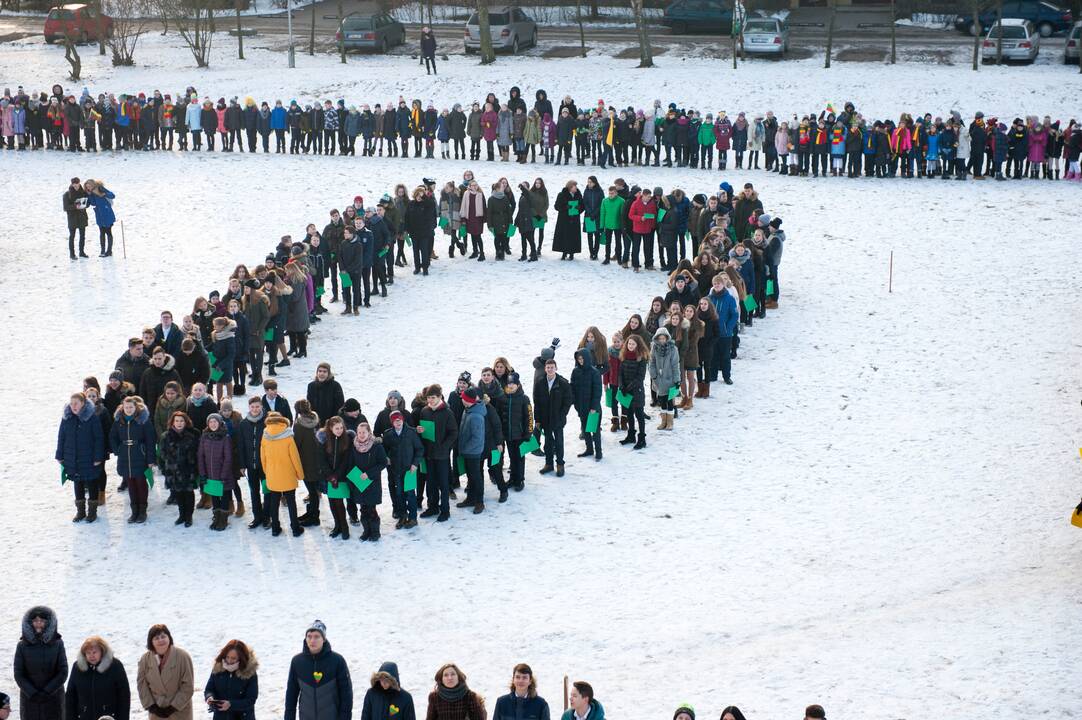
[533,357,573,476]
[416,384,457,522]
[673,703,695,720]
[285,622,353,720]
[381,407,423,529]
[198,412,233,531]
[456,386,488,514]
[260,412,305,537]
[500,371,533,494]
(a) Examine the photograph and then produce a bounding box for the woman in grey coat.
[648,326,681,431]
[496,103,513,160]
[284,262,310,359]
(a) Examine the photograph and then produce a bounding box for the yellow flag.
[605,117,614,147]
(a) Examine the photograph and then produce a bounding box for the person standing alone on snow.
[420,27,437,75]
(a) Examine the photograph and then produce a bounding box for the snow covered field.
[1,54,1080,720]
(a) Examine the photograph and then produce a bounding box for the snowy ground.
[1,57,1081,720]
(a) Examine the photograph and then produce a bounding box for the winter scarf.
[246,408,264,422]
[437,683,469,703]
[354,428,375,453]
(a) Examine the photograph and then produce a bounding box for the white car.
[742,17,790,56]
[1064,21,1081,63]
[981,18,1040,63]
[464,6,538,55]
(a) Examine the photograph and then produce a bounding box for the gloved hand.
[550,337,560,349]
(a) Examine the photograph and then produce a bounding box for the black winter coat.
[360,663,415,720]
[14,607,68,720]
[348,441,387,505]
[381,426,423,479]
[203,658,259,720]
[419,403,457,460]
[306,378,344,427]
[404,197,436,240]
[502,386,533,442]
[618,355,647,409]
[570,356,602,418]
[283,640,352,720]
[551,188,582,255]
[532,374,573,430]
[65,644,130,720]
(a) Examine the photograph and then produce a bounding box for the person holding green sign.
[259,412,305,537]
[417,385,457,522]
[158,410,200,528]
[109,395,157,524]
[237,397,268,530]
[501,372,533,495]
[528,178,549,254]
[599,184,626,265]
[316,416,354,540]
[514,181,538,262]
[649,327,681,433]
[198,413,233,532]
[582,176,603,260]
[348,423,387,541]
[552,180,583,261]
[208,317,238,405]
[381,410,423,529]
[570,350,603,461]
[616,336,648,450]
[627,188,658,271]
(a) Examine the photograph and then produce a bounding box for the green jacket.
[699,121,715,146]
[599,196,626,231]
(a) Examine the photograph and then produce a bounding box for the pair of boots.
[657,412,674,431]
[359,513,381,541]
[72,500,98,523]
[174,491,195,527]
[577,437,603,461]
[693,381,711,399]
[329,503,350,539]
[127,501,147,524]
[210,509,230,531]
[610,417,621,433]
[676,394,694,411]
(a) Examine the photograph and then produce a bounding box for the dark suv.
[955,0,1073,37]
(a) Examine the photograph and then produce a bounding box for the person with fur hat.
[203,640,258,720]
[492,664,549,720]
[260,411,305,537]
[14,607,67,720]
[109,395,157,523]
[649,326,680,434]
[56,392,106,523]
[426,664,483,720]
[198,413,233,531]
[285,622,352,720]
[65,636,129,720]
[361,662,414,720]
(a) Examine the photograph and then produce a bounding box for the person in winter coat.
[361,662,414,720]
[426,664,484,720]
[198,413,234,531]
[203,640,258,720]
[348,422,387,541]
[417,384,458,521]
[306,363,344,431]
[513,182,537,262]
[63,176,89,259]
[649,327,681,432]
[551,180,583,260]
[580,176,603,260]
[560,683,603,720]
[158,410,199,527]
[487,185,514,261]
[317,416,354,539]
[14,607,67,720]
[461,181,487,261]
[627,188,658,270]
[532,358,573,476]
[480,103,499,161]
[260,411,305,536]
[381,410,423,529]
[616,334,648,449]
[285,621,352,720]
[570,349,603,461]
[110,395,157,523]
[405,187,436,275]
[136,625,194,720]
[456,388,488,513]
[492,665,550,720]
[139,348,182,418]
[707,274,738,386]
[65,636,130,720]
[81,180,116,257]
[56,392,106,522]
[420,27,437,74]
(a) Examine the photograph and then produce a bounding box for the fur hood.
[114,404,150,424]
[263,415,293,440]
[76,638,116,673]
[211,651,260,679]
[21,606,59,644]
[370,661,401,691]
[148,353,177,372]
[63,401,97,423]
[295,412,320,430]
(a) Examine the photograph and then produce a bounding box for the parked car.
[741,16,789,55]
[663,0,742,34]
[464,6,537,54]
[44,3,113,44]
[955,0,1072,37]
[335,13,405,53]
[1065,20,1081,62]
[981,18,1040,62]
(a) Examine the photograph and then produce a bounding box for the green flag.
[326,481,350,499]
[263,328,275,342]
[144,467,155,488]
[667,384,680,401]
[209,368,224,383]
[403,469,418,492]
[585,410,600,433]
[490,448,502,467]
[455,456,465,477]
[203,478,224,497]
[347,466,372,493]
[419,420,436,441]
[743,295,758,312]
[519,435,540,455]
[616,388,632,408]
[766,279,775,295]
[339,271,352,289]
[584,217,597,233]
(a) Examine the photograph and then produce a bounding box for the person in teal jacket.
[559,682,604,720]
[598,186,625,265]
[698,114,715,169]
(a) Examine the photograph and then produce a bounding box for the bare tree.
[889,0,895,63]
[971,0,981,69]
[730,0,740,69]
[234,0,244,58]
[337,0,345,63]
[94,0,106,55]
[574,0,586,57]
[166,0,215,66]
[629,0,653,67]
[63,31,82,80]
[824,0,836,68]
[994,0,1003,64]
[477,0,495,64]
[308,0,315,55]
[104,0,149,65]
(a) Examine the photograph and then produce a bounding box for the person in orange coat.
[259,412,305,536]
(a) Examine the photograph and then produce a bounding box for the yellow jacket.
[260,414,304,492]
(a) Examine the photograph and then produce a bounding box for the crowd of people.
[6,83,1082,180]
[55,167,786,537]
[4,606,832,720]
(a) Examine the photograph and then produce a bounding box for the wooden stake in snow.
[563,676,569,710]
[888,250,893,293]
[121,220,127,259]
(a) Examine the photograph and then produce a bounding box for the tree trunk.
[590,0,598,18]
[824,0,836,68]
[995,0,1003,64]
[63,33,82,80]
[889,0,896,63]
[478,0,495,64]
[575,0,586,56]
[731,0,739,69]
[337,0,345,62]
[96,0,105,55]
[630,0,653,67]
[426,0,433,24]
[235,2,244,59]
[309,2,315,55]
[971,0,980,69]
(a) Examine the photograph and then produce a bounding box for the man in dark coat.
[63,176,88,259]
[64,637,130,720]
[570,349,603,461]
[138,348,182,417]
[284,621,352,720]
[174,338,210,393]
[261,379,292,422]
[153,311,184,358]
[360,662,414,720]
[382,410,423,528]
[238,396,267,529]
[14,606,68,720]
[417,384,458,522]
[501,373,533,493]
[532,358,572,476]
[115,339,149,387]
[306,363,344,425]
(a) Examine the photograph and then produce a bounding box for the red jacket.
[628,196,657,235]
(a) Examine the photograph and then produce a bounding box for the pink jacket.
[1028,128,1047,163]
[481,110,499,141]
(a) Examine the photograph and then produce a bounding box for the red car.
[44,4,113,44]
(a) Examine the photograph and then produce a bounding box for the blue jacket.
[109,406,157,477]
[284,640,352,720]
[357,228,375,269]
[204,660,259,720]
[708,288,739,337]
[569,351,602,417]
[86,189,116,227]
[670,193,691,234]
[458,402,487,458]
[56,402,105,482]
[270,106,287,130]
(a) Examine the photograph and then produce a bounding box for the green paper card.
[667,385,680,401]
[657,208,667,222]
[263,328,275,341]
[339,271,352,288]
[455,456,465,476]
[419,420,436,441]
[766,279,775,295]
[419,458,427,474]
[616,388,632,408]
[643,213,655,220]
[568,207,580,217]
[438,216,449,228]
[405,235,413,246]
[599,232,609,245]
[210,368,224,383]
[203,478,224,497]
[315,286,325,297]
[568,200,580,217]
[605,385,614,405]
[508,224,517,237]
[207,352,217,367]
[347,466,372,493]
[144,467,155,487]
[743,295,758,312]
[60,466,68,485]
[490,448,502,466]
[584,217,597,233]
[458,225,467,238]
[327,481,350,499]
[403,469,418,492]
[585,410,600,433]
[261,479,268,494]
[532,217,546,229]
[519,435,539,455]
[378,247,389,258]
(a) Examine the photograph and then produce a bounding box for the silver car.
[464,6,538,55]
[336,13,406,54]
[741,16,789,55]
[981,18,1040,63]
[1064,20,1080,62]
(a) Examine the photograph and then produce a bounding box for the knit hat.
[458,371,472,383]
[109,370,124,383]
[653,186,663,198]
[206,413,225,427]
[673,704,695,720]
[353,195,364,205]
[389,410,405,423]
[462,387,481,405]
[540,347,555,361]
[343,398,361,413]
[306,620,327,638]
[758,213,772,226]
[506,372,521,386]
[770,217,782,229]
